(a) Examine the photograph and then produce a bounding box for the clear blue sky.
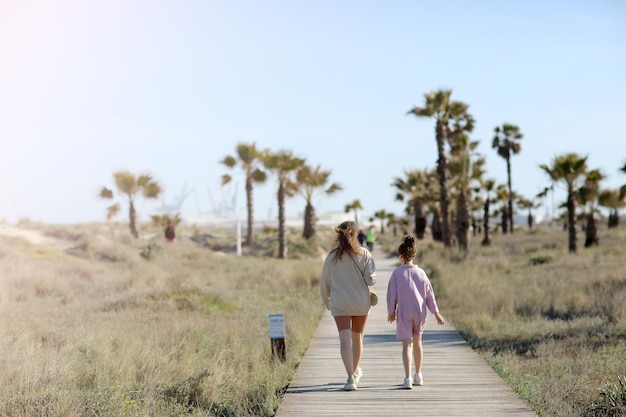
[1,0,625,225]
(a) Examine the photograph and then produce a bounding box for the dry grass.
[378,224,625,417]
[2,221,624,416]
[0,221,331,417]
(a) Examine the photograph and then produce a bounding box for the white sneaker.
[413,373,423,386]
[353,367,363,384]
[344,376,357,391]
[402,377,413,389]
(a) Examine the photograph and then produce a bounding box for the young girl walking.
[386,234,445,389]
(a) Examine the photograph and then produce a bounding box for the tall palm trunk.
[566,191,577,253]
[414,200,427,239]
[303,202,315,239]
[245,177,254,245]
[129,200,138,238]
[501,206,508,234]
[608,209,619,228]
[481,198,491,246]
[277,182,287,259]
[456,191,470,251]
[435,120,452,247]
[584,213,598,247]
[431,209,442,242]
[506,157,514,233]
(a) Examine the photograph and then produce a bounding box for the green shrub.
[585,376,626,417]
[530,254,552,265]
[140,242,160,260]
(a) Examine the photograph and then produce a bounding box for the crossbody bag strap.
[347,252,368,286]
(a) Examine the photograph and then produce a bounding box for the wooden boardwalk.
[275,249,538,417]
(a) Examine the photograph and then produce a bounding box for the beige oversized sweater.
[320,248,377,316]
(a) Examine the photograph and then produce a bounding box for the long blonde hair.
[332,220,362,262]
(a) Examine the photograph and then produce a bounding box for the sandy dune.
[0,223,73,250]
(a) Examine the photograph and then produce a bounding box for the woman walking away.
[387,235,445,389]
[321,220,377,391]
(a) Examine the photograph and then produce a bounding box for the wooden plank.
[275,249,538,417]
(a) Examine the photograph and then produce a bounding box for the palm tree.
[470,195,482,237]
[448,134,485,251]
[408,89,474,247]
[540,153,588,253]
[495,184,510,234]
[99,171,162,238]
[150,213,182,242]
[344,200,363,224]
[296,164,342,239]
[263,150,306,259]
[517,196,541,230]
[599,188,626,228]
[606,161,626,227]
[480,179,496,246]
[492,123,523,234]
[386,212,399,236]
[221,142,267,246]
[391,168,437,239]
[373,209,387,234]
[578,169,605,247]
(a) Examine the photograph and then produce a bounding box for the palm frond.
[137,174,153,187]
[106,203,121,221]
[250,168,267,183]
[221,156,237,168]
[407,106,432,117]
[113,171,137,195]
[325,182,342,195]
[99,187,114,199]
[221,174,233,186]
[143,181,162,199]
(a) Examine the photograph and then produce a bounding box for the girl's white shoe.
[413,373,423,386]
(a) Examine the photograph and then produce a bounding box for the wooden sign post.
[268,314,286,361]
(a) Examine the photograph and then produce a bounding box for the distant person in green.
[366,227,375,251]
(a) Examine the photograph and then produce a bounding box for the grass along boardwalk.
[275,248,538,417]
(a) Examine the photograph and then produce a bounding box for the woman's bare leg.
[352,330,363,372]
[338,329,354,376]
[334,317,354,377]
[350,315,368,373]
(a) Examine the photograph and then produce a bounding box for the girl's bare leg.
[413,334,424,375]
[402,339,413,378]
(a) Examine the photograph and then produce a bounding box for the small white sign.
[268,314,285,339]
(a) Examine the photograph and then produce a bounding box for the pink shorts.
[396,317,426,340]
